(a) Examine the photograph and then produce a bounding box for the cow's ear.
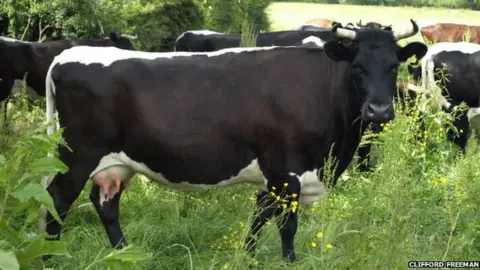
[397,42,428,62]
[323,40,354,61]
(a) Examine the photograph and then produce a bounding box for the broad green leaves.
[0,250,20,270]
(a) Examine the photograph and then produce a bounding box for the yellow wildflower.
[326,244,333,249]
[317,232,323,238]
[283,182,289,187]
[276,196,281,201]
[291,201,299,213]
[292,193,298,199]
[311,241,317,248]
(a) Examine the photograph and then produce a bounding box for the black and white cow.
[41,21,427,263]
[174,29,339,52]
[410,41,480,152]
[0,32,136,124]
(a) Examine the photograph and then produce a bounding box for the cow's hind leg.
[43,147,107,255]
[89,181,127,248]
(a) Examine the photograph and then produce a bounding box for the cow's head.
[323,19,428,123]
[109,32,136,51]
[356,20,393,31]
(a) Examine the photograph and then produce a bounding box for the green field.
[2,2,480,270]
[268,2,480,32]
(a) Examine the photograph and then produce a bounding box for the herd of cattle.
[2,13,480,263]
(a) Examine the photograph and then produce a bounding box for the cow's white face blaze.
[323,20,428,124]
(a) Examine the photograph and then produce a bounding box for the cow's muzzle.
[363,101,394,123]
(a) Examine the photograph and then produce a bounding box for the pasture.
[1,2,480,270]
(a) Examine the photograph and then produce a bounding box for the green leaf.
[102,246,151,264]
[11,183,61,222]
[16,237,70,269]
[28,157,68,176]
[0,250,20,270]
[0,222,21,244]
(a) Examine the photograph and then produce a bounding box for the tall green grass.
[240,18,258,47]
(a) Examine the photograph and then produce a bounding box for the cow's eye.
[391,66,398,73]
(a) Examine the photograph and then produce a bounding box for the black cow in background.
[0,32,136,125]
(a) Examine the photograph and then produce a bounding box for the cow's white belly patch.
[468,107,480,128]
[90,152,327,206]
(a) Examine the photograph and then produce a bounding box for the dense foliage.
[0,0,272,51]
[276,0,480,10]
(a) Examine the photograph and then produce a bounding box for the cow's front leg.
[246,171,301,263]
[272,173,301,263]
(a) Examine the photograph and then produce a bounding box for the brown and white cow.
[418,22,480,44]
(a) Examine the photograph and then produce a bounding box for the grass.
[1,2,480,270]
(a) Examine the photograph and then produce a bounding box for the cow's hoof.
[284,251,296,263]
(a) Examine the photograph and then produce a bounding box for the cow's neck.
[316,76,366,187]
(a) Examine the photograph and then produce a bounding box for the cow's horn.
[332,23,357,40]
[393,19,419,40]
[357,19,363,26]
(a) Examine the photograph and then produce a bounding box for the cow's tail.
[45,63,57,140]
[40,61,58,233]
